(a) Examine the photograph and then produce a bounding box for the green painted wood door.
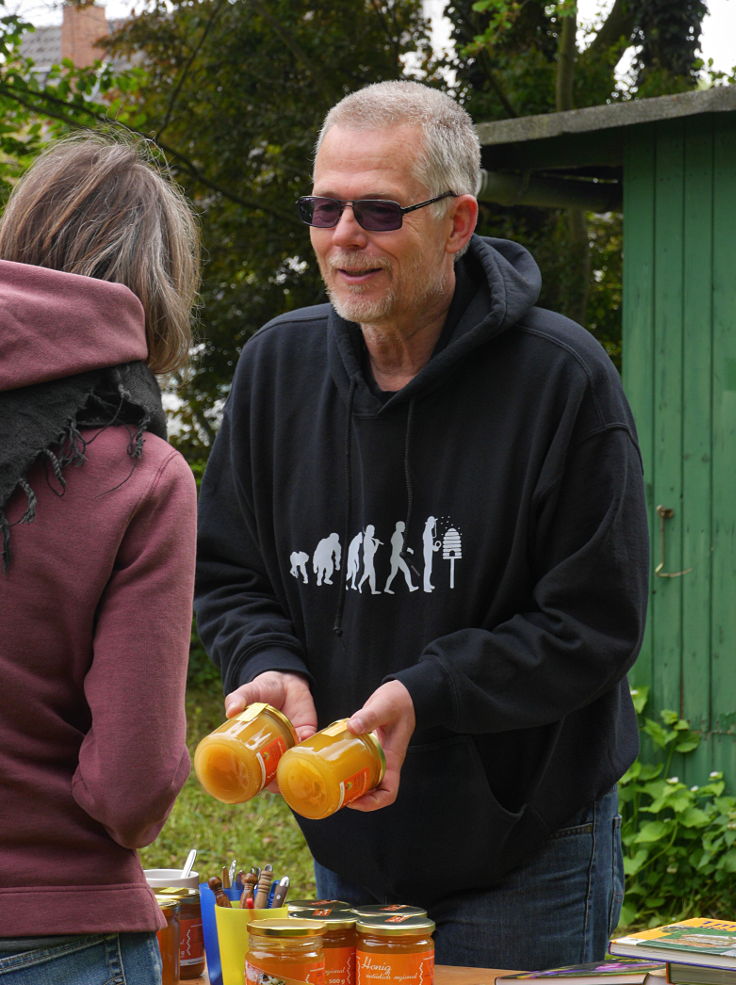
[623,112,736,784]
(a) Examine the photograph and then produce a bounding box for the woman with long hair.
[0,131,200,984]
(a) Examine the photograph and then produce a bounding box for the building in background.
[20,3,122,77]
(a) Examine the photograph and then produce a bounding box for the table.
[188,964,505,985]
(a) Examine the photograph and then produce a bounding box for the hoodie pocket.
[300,733,530,904]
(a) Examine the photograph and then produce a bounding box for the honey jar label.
[247,957,325,985]
[340,767,371,808]
[257,735,289,783]
[356,949,433,985]
[324,945,355,985]
[179,913,204,967]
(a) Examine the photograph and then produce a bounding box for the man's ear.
[446,194,479,257]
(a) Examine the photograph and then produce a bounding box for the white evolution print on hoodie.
[288,516,463,593]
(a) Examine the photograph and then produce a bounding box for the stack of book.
[609,917,736,985]
[495,956,666,985]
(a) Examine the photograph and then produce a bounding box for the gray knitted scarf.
[0,360,167,571]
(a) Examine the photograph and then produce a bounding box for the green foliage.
[618,687,736,930]
[101,0,438,457]
[139,682,315,898]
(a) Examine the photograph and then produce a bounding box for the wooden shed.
[476,86,736,784]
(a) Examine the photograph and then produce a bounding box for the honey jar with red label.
[194,702,297,804]
[355,914,435,985]
[276,719,385,819]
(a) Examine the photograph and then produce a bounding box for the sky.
[9,0,736,77]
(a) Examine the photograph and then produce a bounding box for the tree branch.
[247,0,335,106]
[0,79,297,222]
[156,0,228,142]
[582,0,637,63]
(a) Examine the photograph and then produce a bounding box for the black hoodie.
[195,234,649,904]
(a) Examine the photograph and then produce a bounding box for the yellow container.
[276,719,386,819]
[214,905,288,985]
[355,914,435,985]
[246,917,326,985]
[194,702,297,804]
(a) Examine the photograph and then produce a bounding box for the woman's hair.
[0,130,200,374]
[315,80,482,203]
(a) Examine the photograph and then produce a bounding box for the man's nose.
[331,204,368,245]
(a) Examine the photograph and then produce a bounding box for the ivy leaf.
[635,820,671,842]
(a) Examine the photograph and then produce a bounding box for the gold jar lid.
[153,887,189,900]
[287,899,352,911]
[155,894,182,912]
[356,914,435,936]
[241,702,298,744]
[289,906,356,929]
[248,917,326,938]
[353,903,426,917]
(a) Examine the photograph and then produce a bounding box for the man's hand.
[344,680,415,812]
[224,671,317,741]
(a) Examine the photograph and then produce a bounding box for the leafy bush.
[618,686,736,929]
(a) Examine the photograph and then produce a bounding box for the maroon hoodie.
[0,260,196,935]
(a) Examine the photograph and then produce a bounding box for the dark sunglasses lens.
[354,200,402,231]
[299,197,342,227]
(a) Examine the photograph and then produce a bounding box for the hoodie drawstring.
[332,377,357,637]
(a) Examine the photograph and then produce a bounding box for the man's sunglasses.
[296,191,457,232]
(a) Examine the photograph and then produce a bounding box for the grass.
[138,679,315,898]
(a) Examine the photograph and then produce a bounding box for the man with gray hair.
[196,80,649,967]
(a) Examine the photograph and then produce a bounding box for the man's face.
[309,123,454,329]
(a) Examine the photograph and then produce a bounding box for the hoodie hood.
[0,260,164,565]
[327,233,542,414]
[0,259,147,392]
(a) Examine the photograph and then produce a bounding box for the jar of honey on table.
[290,904,357,985]
[246,917,326,985]
[355,914,435,985]
[154,894,181,985]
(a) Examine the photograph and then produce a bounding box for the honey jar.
[276,719,386,819]
[246,917,326,985]
[290,905,356,985]
[155,895,181,985]
[194,702,297,804]
[355,914,435,985]
[178,888,205,979]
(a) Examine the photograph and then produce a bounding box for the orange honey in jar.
[154,894,181,985]
[246,917,326,985]
[194,702,297,804]
[276,719,386,819]
[290,905,356,985]
[355,914,435,985]
[178,887,205,979]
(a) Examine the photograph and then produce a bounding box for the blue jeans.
[0,932,162,983]
[315,786,623,969]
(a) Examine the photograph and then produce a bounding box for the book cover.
[495,957,666,985]
[668,963,736,985]
[610,919,736,970]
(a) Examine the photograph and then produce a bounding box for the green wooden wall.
[622,112,736,785]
